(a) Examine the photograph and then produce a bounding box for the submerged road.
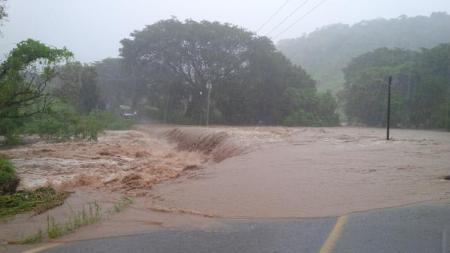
[32,201,450,253]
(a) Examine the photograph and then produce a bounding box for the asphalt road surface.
[22,201,450,253]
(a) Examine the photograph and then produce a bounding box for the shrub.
[23,102,133,141]
[0,119,23,145]
[0,156,19,194]
[90,110,134,130]
[2,101,134,144]
[282,91,340,127]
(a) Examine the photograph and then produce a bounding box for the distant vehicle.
[122,111,137,118]
[119,105,137,118]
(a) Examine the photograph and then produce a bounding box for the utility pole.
[447,64,450,132]
[387,76,392,140]
[205,81,212,127]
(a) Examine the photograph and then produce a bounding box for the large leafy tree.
[0,39,72,119]
[120,19,254,122]
[0,39,72,139]
[120,19,337,125]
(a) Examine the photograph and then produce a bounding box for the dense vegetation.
[53,62,102,114]
[101,19,339,126]
[0,39,73,143]
[278,12,450,92]
[1,156,67,222]
[0,186,69,219]
[0,42,133,144]
[0,155,18,194]
[340,44,450,129]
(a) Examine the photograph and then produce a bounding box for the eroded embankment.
[164,128,244,162]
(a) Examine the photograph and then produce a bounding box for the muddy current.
[151,127,450,218]
[1,125,450,242]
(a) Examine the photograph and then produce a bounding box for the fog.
[1,1,450,247]
[0,0,449,62]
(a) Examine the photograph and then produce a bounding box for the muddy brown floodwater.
[1,125,450,242]
[1,127,209,196]
[149,127,450,218]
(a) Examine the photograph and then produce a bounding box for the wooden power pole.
[387,76,392,140]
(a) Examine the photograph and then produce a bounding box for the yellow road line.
[319,215,349,253]
[21,243,62,253]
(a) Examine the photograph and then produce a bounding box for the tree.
[94,58,130,111]
[0,39,72,141]
[119,19,338,125]
[53,62,101,113]
[341,48,417,126]
[120,19,254,123]
[0,0,6,19]
[0,40,72,119]
[341,44,450,129]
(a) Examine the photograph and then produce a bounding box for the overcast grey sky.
[1,0,449,62]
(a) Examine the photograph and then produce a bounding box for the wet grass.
[12,196,133,244]
[47,202,101,239]
[15,230,43,244]
[111,196,133,213]
[0,187,70,219]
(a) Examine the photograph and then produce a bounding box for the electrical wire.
[256,0,291,33]
[273,0,329,39]
[265,0,310,36]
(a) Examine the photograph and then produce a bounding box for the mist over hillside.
[277,12,450,92]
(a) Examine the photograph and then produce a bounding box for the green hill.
[277,12,450,92]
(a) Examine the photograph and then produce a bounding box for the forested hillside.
[277,12,450,92]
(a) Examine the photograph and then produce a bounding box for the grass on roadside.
[47,202,101,239]
[0,187,70,219]
[14,196,133,244]
[111,196,133,213]
[15,230,43,244]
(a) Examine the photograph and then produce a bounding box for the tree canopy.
[0,39,72,140]
[0,0,6,20]
[94,58,130,111]
[278,12,450,92]
[118,19,339,126]
[340,44,450,129]
[0,39,72,119]
[53,62,101,113]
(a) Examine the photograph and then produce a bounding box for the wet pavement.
[34,201,450,253]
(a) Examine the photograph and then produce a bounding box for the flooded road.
[150,127,450,218]
[1,126,450,243]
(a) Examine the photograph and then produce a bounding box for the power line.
[265,0,310,36]
[273,0,329,39]
[256,0,291,33]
